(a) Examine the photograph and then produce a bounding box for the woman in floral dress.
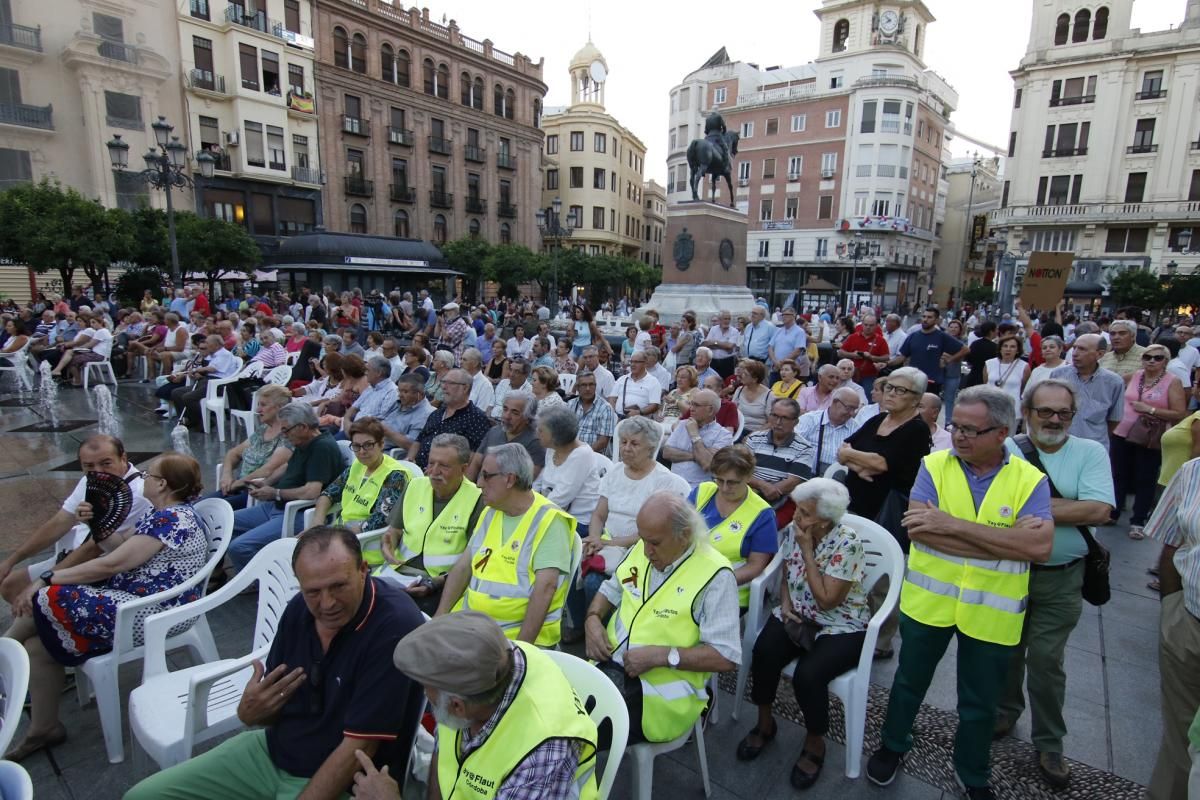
[6,453,211,761]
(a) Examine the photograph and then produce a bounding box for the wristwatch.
[38,569,54,586]
[691,435,702,444]
[667,647,681,668]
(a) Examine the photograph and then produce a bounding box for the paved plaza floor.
[0,377,1163,799]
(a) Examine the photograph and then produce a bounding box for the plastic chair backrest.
[0,641,30,756]
[733,408,745,440]
[558,373,577,394]
[337,439,354,468]
[591,452,613,479]
[395,460,423,480]
[0,761,32,800]
[265,365,291,385]
[544,650,629,800]
[842,514,902,596]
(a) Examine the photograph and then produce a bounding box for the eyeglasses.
[1141,354,1166,362]
[280,423,304,435]
[882,384,916,396]
[442,380,472,387]
[1031,407,1075,421]
[348,441,380,452]
[831,398,860,412]
[768,412,799,423]
[946,423,1000,439]
[479,469,503,481]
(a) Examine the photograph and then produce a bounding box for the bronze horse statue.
[687,129,740,207]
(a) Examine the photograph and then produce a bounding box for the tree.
[1164,272,1200,313]
[441,236,492,302]
[115,266,169,307]
[483,244,541,298]
[128,206,169,271]
[1107,267,1164,310]
[172,212,261,299]
[961,280,995,306]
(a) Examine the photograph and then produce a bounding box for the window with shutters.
[762,158,775,179]
[280,197,316,236]
[592,206,605,229]
[350,33,366,74]
[284,0,300,33]
[293,135,310,168]
[818,196,833,219]
[594,168,606,190]
[239,43,259,90]
[785,197,798,220]
[570,131,584,151]
[267,125,285,170]
[394,210,410,238]
[1124,172,1147,203]
[1104,228,1149,253]
[261,50,280,95]
[570,167,583,188]
[766,118,779,136]
[333,27,349,69]
[349,203,367,233]
[192,37,215,88]
[546,169,558,190]
[546,135,558,155]
[861,101,876,134]
[759,198,772,221]
[594,132,606,153]
[244,121,265,167]
[199,116,220,151]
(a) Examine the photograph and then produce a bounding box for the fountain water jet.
[171,423,193,458]
[93,385,121,437]
[36,361,60,430]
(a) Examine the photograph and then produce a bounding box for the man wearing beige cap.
[353,612,599,800]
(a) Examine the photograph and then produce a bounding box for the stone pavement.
[0,376,1163,799]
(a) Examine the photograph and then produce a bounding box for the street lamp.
[535,197,577,311]
[993,234,1031,313]
[846,231,867,313]
[1177,228,1193,254]
[106,115,201,288]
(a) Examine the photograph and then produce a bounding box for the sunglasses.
[1142,354,1166,362]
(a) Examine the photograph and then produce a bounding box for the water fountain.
[171,423,194,458]
[93,384,121,438]
[36,361,60,429]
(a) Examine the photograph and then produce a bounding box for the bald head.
[1072,334,1103,371]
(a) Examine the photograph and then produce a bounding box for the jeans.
[229,502,294,569]
[200,489,249,511]
[859,376,877,398]
[941,370,962,414]
[1110,433,1162,525]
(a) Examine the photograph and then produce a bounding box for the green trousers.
[881,613,1014,789]
[996,561,1084,753]
[123,730,348,800]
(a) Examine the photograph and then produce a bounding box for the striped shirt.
[568,397,617,457]
[794,409,862,475]
[1146,457,1200,617]
[744,429,810,484]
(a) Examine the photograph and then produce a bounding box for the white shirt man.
[578,347,615,398]
[794,387,863,476]
[883,314,908,357]
[607,352,662,417]
[645,348,673,393]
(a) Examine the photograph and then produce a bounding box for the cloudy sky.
[432,0,1183,181]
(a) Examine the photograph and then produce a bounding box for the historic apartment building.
[992,0,1200,312]
[539,41,648,259]
[642,179,666,267]
[937,155,1003,306]
[666,0,958,313]
[312,0,546,249]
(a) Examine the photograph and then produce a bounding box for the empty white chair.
[77,497,234,763]
[82,359,118,391]
[131,538,299,769]
[0,640,30,756]
[0,761,32,800]
[544,650,629,800]
[200,362,262,442]
[557,372,577,394]
[731,538,786,722]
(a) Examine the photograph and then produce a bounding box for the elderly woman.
[691,445,778,610]
[534,406,603,532]
[530,365,566,414]
[209,384,294,510]
[284,322,308,353]
[662,365,699,425]
[304,418,408,534]
[1026,335,1065,392]
[6,453,209,760]
[317,354,368,428]
[737,479,868,789]
[425,349,454,405]
[553,339,578,375]
[734,359,774,433]
[399,345,430,384]
[772,359,804,400]
[232,321,260,360]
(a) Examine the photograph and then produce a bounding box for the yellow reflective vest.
[693,482,772,607]
[337,455,405,567]
[606,541,732,742]
[454,493,578,647]
[395,477,481,577]
[900,449,1047,646]
[436,641,598,800]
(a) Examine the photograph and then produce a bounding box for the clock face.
[589,60,607,83]
[880,10,899,34]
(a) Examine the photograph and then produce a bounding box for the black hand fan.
[84,471,134,542]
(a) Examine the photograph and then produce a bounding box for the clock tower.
[568,40,608,109]
[813,0,936,62]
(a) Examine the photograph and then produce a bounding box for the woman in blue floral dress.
[6,452,210,761]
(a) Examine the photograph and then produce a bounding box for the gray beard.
[1031,427,1069,447]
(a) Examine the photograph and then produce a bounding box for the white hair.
[790,478,850,523]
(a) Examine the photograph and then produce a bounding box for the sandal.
[735,722,777,761]
[790,748,825,790]
[1129,527,1145,540]
[6,724,67,762]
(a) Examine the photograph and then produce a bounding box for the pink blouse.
[1114,369,1178,438]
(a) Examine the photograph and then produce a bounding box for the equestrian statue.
[687,111,740,207]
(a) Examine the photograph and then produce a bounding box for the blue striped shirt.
[1147,457,1200,617]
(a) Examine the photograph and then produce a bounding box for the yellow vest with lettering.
[900,449,1046,646]
[606,541,731,742]
[396,477,481,577]
[436,642,598,800]
[454,493,578,648]
[694,482,772,607]
[337,455,404,566]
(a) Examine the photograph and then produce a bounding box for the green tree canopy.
[961,280,995,306]
[483,244,541,298]
[441,236,492,302]
[172,211,261,298]
[1107,267,1165,310]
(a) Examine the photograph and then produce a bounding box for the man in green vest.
[867,386,1054,800]
[352,611,599,800]
[584,491,741,744]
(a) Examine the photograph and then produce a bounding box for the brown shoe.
[1038,751,1070,789]
[6,724,67,762]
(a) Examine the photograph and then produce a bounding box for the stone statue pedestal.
[645,201,755,324]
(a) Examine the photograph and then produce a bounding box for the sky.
[430,0,1185,182]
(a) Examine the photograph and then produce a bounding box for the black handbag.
[1014,435,1111,606]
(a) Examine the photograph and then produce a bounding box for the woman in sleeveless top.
[983,335,1029,422]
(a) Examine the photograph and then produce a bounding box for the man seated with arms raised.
[663,389,735,488]
[380,434,484,615]
[584,492,740,744]
[124,526,425,800]
[353,612,599,800]
[437,444,580,648]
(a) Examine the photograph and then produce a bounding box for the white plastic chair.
[731,534,786,722]
[627,709,711,799]
[0,344,34,387]
[544,650,630,800]
[823,462,848,482]
[337,438,354,467]
[130,538,300,769]
[230,365,292,440]
[614,418,665,464]
[82,359,118,391]
[200,361,262,442]
[0,761,32,800]
[77,497,234,763]
[0,640,30,756]
[733,408,745,441]
[558,372,577,394]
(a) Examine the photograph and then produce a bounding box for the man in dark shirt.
[125,527,424,800]
[891,307,968,395]
[409,369,493,468]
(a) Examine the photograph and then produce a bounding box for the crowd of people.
[1,282,1198,800]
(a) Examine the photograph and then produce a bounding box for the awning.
[800,276,841,292]
[267,231,456,274]
[185,270,278,282]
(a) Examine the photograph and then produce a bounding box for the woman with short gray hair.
[426,349,455,406]
[534,406,603,531]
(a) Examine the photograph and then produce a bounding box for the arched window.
[500,222,511,244]
[504,88,515,121]
[493,83,504,117]
[1054,13,1070,45]
[396,48,410,87]
[468,218,481,237]
[833,19,850,52]
[381,43,395,83]
[1094,6,1109,39]
[349,203,367,234]
[460,72,473,106]
[433,214,447,244]
[1072,9,1091,43]
[472,77,483,110]
[436,63,449,99]
[394,210,409,238]
[350,33,367,73]
[423,58,435,95]
[333,26,349,69]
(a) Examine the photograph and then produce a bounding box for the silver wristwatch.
[667,647,680,668]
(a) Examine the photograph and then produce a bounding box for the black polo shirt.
[414,401,492,467]
[265,577,424,778]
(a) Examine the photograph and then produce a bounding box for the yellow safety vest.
[606,541,731,743]
[900,449,1046,646]
[395,477,481,577]
[340,454,404,524]
[694,482,772,608]
[453,493,578,648]
[436,642,598,800]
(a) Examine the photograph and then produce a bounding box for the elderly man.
[439,302,472,364]
[795,385,862,477]
[343,356,400,433]
[227,402,346,569]
[868,386,1054,799]
[768,307,809,382]
[459,347,495,416]
[476,321,497,364]
[994,379,1115,790]
[153,311,191,378]
[884,313,908,357]
[437,444,580,647]
[608,350,662,418]
[170,333,241,426]
[744,397,810,512]
[381,434,484,615]
[468,392,545,482]
[920,393,953,451]
[694,346,720,384]
[530,336,554,369]
[491,359,529,420]
[645,345,673,392]
[568,370,618,456]
[798,364,843,413]
[702,310,740,378]
[382,374,435,452]
[1100,319,1146,381]
[741,304,775,365]
[578,346,615,398]
[409,369,493,468]
[584,492,739,744]
[839,314,891,395]
[835,358,870,405]
[1049,334,1124,450]
[125,527,425,800]
[355,612,598,800]
[380,337,404,380]
[663,389,735,488]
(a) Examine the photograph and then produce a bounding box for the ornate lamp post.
[846,230,867,313]
[535,197,577,311]
[106,116,215,288]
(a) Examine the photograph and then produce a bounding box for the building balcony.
[1127,143,1158,155]
[497,152,516,170]
[429,136,452,156]
[853,75,921,91]
[342,116,368,136]
[0,22,42,53]
[209,151,232,171]
[0,102,53,131]
[387,127,413,146]
[291,165,322,184]
[429,190,453,208]
[224,4,273,35]
[497,203,517,218]
[465,196,487,213]
[1048,95,1094,107]
[98,40,137,63]
[390,184,415,203]
[185,69,227,95]
[991,199,1200,226]
[344,176,373,197]
[1042,147,1088,158]
[464,145,486,163]
[1135,89,1167,101]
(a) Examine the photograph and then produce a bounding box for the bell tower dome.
[569,40,608,109]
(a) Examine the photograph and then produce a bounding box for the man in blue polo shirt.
[125,527,425,800]
[890,306,967,395]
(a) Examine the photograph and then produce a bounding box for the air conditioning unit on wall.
[224,131,240,146]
